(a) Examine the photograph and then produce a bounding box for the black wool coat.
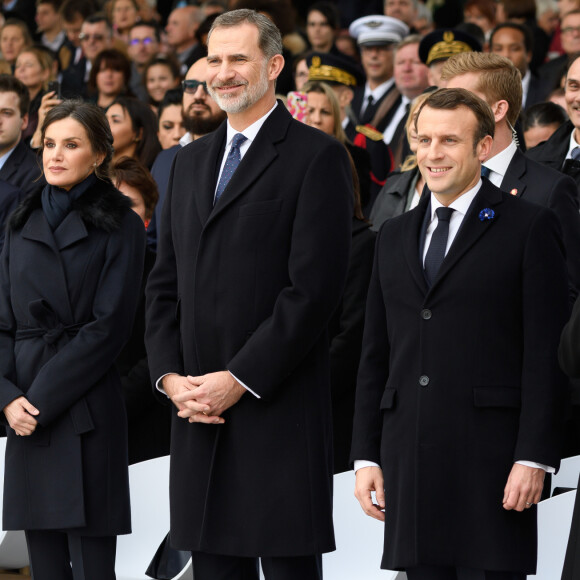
[351,181,568,573]
[0,179,145,535]
[145,103,353,556]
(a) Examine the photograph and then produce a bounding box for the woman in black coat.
[0,101,145,580]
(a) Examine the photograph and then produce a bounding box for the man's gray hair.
[207,8,283,60]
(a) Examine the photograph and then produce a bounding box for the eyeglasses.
[562,26,580,35]
[129,37,154,46]
[182,79,209,94]
[79,33,105,42]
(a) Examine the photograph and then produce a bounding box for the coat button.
[421,309,432,320]
[419,375,429,387]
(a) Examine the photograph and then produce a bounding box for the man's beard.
[207,61,270,114]
[182,104,227,136]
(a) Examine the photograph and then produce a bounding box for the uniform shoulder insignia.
[355,124,384,141]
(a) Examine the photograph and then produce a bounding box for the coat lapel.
[205,104,290,226]
[195,124,227,225]
[20,209,75,321]
[53,210,88,250]
[500,149,527,198]
[403,191,430,294]
[428,181,504,294]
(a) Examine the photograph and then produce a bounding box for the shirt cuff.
[354,460,380,472]
[228,370,260,398]
[155,373,176,397]
[516,460,554,473]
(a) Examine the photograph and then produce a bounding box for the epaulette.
[355,125,384,141]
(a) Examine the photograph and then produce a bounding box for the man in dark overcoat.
[145,9,353,580]
[351,88,568,580]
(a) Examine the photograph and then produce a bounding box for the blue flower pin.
[479,208,495,222]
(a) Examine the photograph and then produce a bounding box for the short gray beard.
[208,62,270,114]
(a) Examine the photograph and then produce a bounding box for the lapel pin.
[510,188,518,196]
[479,208,495,221]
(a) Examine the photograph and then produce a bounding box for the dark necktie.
[481,165,491,179]
[424,206,455,285]
[362,95,374,123]
[571,147,580,161]
[215,133,247,204]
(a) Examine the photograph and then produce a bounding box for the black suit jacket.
[145,102,353,555]
[0,140,44,197]
[500,148,580,300]
[352,181,568,572]
[61,56,89,100]
[524,74,551,110]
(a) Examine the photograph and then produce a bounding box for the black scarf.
[41,173,98,230]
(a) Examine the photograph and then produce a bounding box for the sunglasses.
[182,79,209,94]
[79,33,105,42]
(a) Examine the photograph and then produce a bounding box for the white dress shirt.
[382,95,411,145]
[480,141,517,188]
[0,143,17,172]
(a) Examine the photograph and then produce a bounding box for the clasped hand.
[163,371,246,424]
[3,396,39,436]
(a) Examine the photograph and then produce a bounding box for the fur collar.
[8,178,132,232]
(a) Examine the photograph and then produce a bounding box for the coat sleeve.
[349,226,391,466]
[227,140,353,399]
[544,172,580,304]
[559,293,580,378]
[516,206,569,468]
[144,156,184,388]
[0,232,27,414]
[24,210,146,426]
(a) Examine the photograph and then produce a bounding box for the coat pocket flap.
[380,388,397,409]
[70,398,95,434]
[473,386,521,408]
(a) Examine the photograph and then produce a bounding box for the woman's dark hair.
[522,101,568,132]
[41,100,114,181]
[142,53,181,105]
[110,156,159,220]
[463,0,496,24]
[307,1,339,30]
[157,88,183,123]
[88,48,132,94]
[111,95,161,168]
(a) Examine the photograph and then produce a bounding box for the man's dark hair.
[130,19,161,43]
[566,52,580,78]
[489,22,533,55]
[415,87,496,151]
[36,0,63,10]
[0,74,30,117]
[522,101,568,132]
[41,100,114,181]
[307,1,339,31]
[84,12,112,32]
[60,0,96,22]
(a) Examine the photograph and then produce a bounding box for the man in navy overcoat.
[352,88,568,580]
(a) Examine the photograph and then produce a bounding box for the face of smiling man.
[206,21,284,127]
[565,56,580,143]
[416,103,492,205]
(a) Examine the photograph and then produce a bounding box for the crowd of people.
[2,0,580,579]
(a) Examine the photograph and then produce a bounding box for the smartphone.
[47,81,61,99]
